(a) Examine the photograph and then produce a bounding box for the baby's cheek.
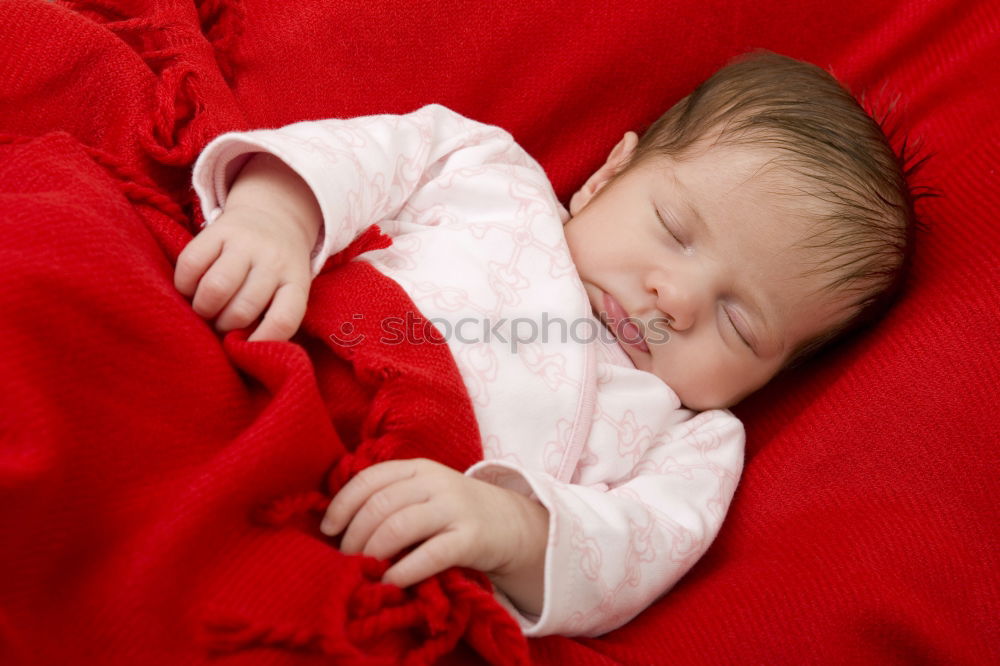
[668,358,742,411]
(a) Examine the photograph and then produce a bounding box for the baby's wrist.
[223,153,323,246]
[489,490,549,615]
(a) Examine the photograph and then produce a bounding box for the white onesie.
[192,103,745,637]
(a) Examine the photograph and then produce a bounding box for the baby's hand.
[320,458,549,594]
[174,204,314,342]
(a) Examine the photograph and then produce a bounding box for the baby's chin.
[619,342,643,369]
[676,385,744,412]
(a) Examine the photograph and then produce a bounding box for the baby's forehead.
[644,137,801,185]
[644,143,828,226]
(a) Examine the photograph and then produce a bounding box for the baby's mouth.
[599,292,650,353]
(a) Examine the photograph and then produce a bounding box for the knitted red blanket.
[0,119,526,666]
[0,2,526,663]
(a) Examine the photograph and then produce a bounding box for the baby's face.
[565,132,851,410]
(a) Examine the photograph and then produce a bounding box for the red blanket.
[0,3,525,663]
[1,0,998,664]
[0,127,526,664]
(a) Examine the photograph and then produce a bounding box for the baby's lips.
[603,292,650,352]
[618,319,650,352]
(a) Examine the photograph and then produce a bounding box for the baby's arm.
[464,407,745,637]
[183,104,537,342]
[174,153,323,341]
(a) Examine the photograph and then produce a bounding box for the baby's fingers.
[174,233,224,297]
[322,460,423,537]
[382,530,471,588]
[214,264,279,334]
[247,280,309,342]
[190,249,252,321]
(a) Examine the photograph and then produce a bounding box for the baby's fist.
[174,206,313,342]
[320,458,549,595]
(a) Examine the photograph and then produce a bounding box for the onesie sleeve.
[464,408,745,637]
[190,104,537,277]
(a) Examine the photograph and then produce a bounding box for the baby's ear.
[608,131,639,170]
[568,175,601,215]
[569,132,638,215]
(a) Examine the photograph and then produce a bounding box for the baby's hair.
[612,49,937,371]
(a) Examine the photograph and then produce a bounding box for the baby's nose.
[653,284,697,332]
[663,308,693,332]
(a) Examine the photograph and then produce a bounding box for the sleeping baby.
[175,49,915,637]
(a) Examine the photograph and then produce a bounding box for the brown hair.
[611,49,936,370]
